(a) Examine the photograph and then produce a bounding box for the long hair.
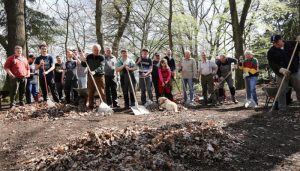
[159,59,169,69]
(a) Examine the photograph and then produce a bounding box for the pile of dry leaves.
[24,121,239,170]
[4,103,91,121]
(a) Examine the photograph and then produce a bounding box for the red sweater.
[4,55,29,78]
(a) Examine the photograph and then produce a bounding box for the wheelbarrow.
[262,86,292,109]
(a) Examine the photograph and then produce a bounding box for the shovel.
[83,57,113,114]
[77,45,113,114]
[270,41,299,113]
[126,69,149,115]
[42,66,55,108]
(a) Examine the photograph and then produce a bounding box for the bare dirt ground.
[0,87,299,170]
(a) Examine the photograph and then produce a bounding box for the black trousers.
[64,79,78,104]
[105,75,118,106]
[55,81,64,100]
[10,77,27,106]
[39,75,59,102]
[152,77,160,102]
[120,74,135,107]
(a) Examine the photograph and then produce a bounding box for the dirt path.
[0,88,299,170]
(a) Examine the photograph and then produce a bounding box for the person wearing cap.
[4,46,30,108]
[35,44,60,103]
[239,50,259,106]
[104,47,119,108]
[116,49,137,109]
[136,48,153,105]
[152,52,161,102]
[267,35,300,112]
[26,54,39,104]
[216,54,238,104]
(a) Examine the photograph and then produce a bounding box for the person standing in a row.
[104,47,119,108]
[178,50,197,104]
[116,49,137,109]
[35,44,60,103]
[198,52,218,106]
[54,55,64,100]
[26,54,38,104]
[136,48,153,105]
[80,44,106,110]
[152,52,161,102]
[4,46,30,108]
[62,50,79,104]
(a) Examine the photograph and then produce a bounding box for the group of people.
[4,34,300,112]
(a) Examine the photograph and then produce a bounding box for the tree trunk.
[168,0,173,51]
[228,0,252,89]
[112,0,132,57]
[96,0,105,54]
[4,0,26,56]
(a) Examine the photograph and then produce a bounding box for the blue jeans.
[139,76,153,104]
[246,76,258,104]
[26,82,38,103]
[182,78,194,103]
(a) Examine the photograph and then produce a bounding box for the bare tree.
[228,0,252,89]
[95,0,104,54]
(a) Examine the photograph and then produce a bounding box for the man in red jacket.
[4,46,30,108]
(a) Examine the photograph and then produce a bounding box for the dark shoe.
[232,96,238,104]
[124,106,130,110]
[20,102,25,106]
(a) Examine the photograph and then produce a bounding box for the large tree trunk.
[168,0,173,51]
[96,0,105,54]
[228,0,252,89]
[4,0,26,56]
[3,0,26,91]
[111,0,132,57]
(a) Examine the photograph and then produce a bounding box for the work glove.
[219,77,224,82]
[297,36,300,42]
[279,68,290,76]
[243,72,249,78]
[90,71,96,75]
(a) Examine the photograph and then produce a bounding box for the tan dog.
[158,97,178,112]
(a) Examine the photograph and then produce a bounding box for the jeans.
[78,76,87,88]
[105,75,118,106]
[10,77,27,106]
[245,76,258,104]
[139,76,153,104]
[26,82,38,103]
[182,78,194,103]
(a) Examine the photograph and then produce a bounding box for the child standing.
[158,59,173,100]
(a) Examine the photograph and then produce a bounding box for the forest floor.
[0,86,299,170]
